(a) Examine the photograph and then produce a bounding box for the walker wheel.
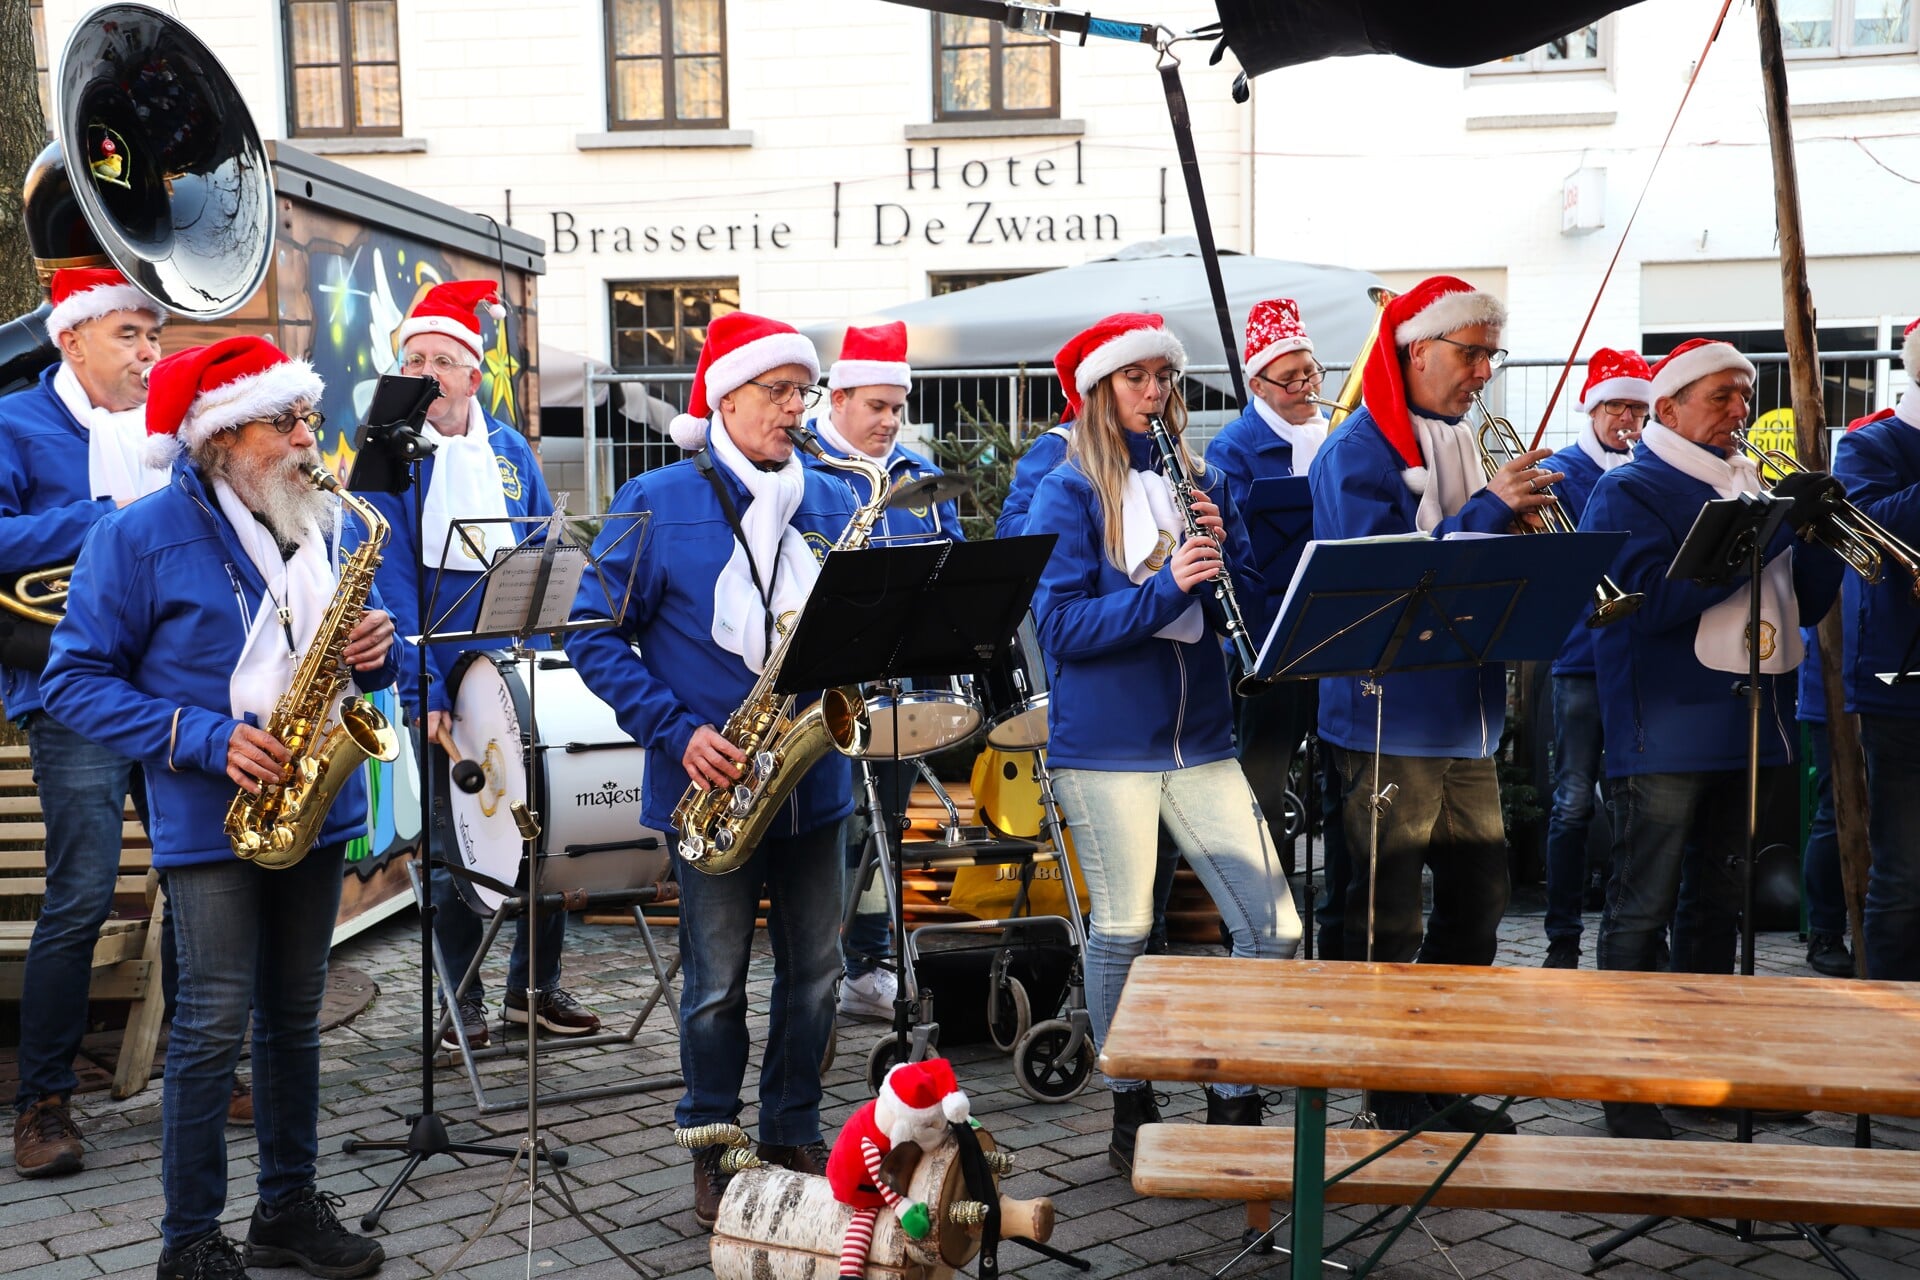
[987,974,1031,1053]
[867,1033,911,1093]
[822,1023,838,1074]
[1013,1018,1093,1103]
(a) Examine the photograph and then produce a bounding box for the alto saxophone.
[672,428,890,875]
[225,466,402,869]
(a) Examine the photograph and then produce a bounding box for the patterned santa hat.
[1903,316,1919,383]
[872,1057,971,1146]
[1243,297,1313,381]
[1648,338,1757,404]
[395,279,507,364]
[46,266,160,340]
[144,335,323,466]
[667,310,820,450]
[1360,275,1507,468]
[1054,312,1187,420]
[1576,348,1654,414]
[828,320,912,392]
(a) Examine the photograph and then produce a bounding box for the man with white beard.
[43,336,397,1280]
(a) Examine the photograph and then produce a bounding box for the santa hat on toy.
[1576,348,1653,414]
[1648,338,1756,405]
[873,1058,971,1147]
[46,266,160,340]
[667,310,820,450]
[1243,297,1313,381]
[395,279,506,364]
[1360,275,1507,468]
[1054,312,1187,420]
[1903,316,1919,383]
[144,335,323,466]
[828,321,912,392]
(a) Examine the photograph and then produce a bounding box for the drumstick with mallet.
[434,725,487,794]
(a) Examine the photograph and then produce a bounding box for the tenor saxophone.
[225,466,402,869]
[671,428,890,875]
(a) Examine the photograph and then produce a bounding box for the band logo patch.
[497,455,524,502]
[1747,620,1778,661]
[803,531,833,562]
[1145,529,1176,574]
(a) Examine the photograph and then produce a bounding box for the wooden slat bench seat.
[1133,1124,1920,1230]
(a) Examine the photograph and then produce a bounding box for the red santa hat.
[1576,348,1654,414]
[1903,316,1919,383]
[46,266,161,340]
[1648,338,1757,404]
[144,335,323,466]
[1243,297,1313,380]
[668,310,820,450]
[1054,312,1187,420]
[872,1058,971,1147]
[1360,275,1507,468]
[395,279,507,364]
[828,320,912,392]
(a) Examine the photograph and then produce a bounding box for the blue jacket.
[348,412,553,718]
[567,450,858,837]
[997,426,1070,538]
[1583,440,1842,776]
[1308,406,1513,758]
[1544,441,1615,678]
[1799,626,1826,726]
[0,367,118,717]
[1832,413,1920,718]
[800,432,964,545]
[1204,404,1314,625]
[1027,431,1263,772]
[41,463,399,867]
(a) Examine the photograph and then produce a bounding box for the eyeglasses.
[1119,366,1181,390]
[263,410,325,435]
[744,378,824,409]
[1429,335,1509,371]
[1256,364,1327,394]
[400,352,478,376]
[1596,400,1650,421]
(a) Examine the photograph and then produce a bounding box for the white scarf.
[706,414,819,674]
[213,479,339,726]
[1640,422,1803,675]
[1251,398,1327,476]
[419,399,514,570]
[1897,393,1920,432]
[1121,466,1205,644]
[52,364,168,507]
[1576,416,1635,473]
[1399,412,1487,533]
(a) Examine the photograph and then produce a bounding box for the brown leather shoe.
[755,1140,831,1177]
[227,1077,254,1126]
[691,1145,731,1230]
[13,1096,84,1178]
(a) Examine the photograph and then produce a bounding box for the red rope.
[1528,0,1740,450]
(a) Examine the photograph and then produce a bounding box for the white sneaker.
[838,968,897,1020]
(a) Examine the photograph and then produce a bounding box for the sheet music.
[474,543,589,633]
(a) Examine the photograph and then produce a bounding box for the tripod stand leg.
[341,1111,529,1230]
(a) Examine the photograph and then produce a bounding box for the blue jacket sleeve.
[1836,427,1920,546]
[0,427,112,574]
[997,433,1064,538]
[1203,431,1258,526]
[42,519,239,777]
[935,497,966,542]
[1031,474,1194,661]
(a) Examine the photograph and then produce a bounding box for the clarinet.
[1146,414,1268,696]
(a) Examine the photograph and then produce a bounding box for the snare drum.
[444,650,668,916]
[979,615,1050,750]
[857,675,982,759]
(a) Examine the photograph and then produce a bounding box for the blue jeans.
[159,844,345,1248]
[1860,714,1920,980]
[844,762,913,978]
[671,820,844,1143]
[1544,675,1605,943]
[1053,758,1302,1097]
[14,712,136,1110]
[1801,725,1846,936]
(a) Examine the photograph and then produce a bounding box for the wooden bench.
[0,744,163,1099]
[1133,1124,1920,1230]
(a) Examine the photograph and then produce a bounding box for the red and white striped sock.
[839,1207,878,1277]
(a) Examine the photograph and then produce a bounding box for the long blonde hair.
[1069,375,1204,571]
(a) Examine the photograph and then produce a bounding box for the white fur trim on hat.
[668,411,713,451]
[47,284,161,339]
[1393,291,1507,348]
[1905,325,1919,383]
[1074,326,1188,396]
[1245,335,1314,381]
[828,359,912,392]
[1577,376,1653,414]
[704,332,820,407]
[942,1091,971,1124]
[396,315,486,363]
[1650,345,1757,404]
[178,360,326,450]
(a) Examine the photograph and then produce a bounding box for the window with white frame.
[1782,0,1915,56]
[1474,23,1607,74]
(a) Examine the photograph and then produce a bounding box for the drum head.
[984,703,1048,751]
[863,680,983,759]
[445,652,526,916]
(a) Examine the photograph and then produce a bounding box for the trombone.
[1473,394,1644,628]
[1734,433,1920,599]
[0,567,69,626]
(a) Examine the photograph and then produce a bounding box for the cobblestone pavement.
[4,888,1918,1280]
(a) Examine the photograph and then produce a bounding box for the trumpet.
[1473,394,1644,629]
[1734,434,1920,599]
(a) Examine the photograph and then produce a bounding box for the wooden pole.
[1753,0,1871,975]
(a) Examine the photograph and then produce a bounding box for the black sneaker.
[440,995,489,1052]
[1542,937,1580,969]
[1807,932,1855,978]
[157,1231,247,1280]
[246,1186,385,1278]
[504,986,602,1036]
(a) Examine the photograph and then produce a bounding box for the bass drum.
[979,614,1050,751]
[444,650,667,916]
